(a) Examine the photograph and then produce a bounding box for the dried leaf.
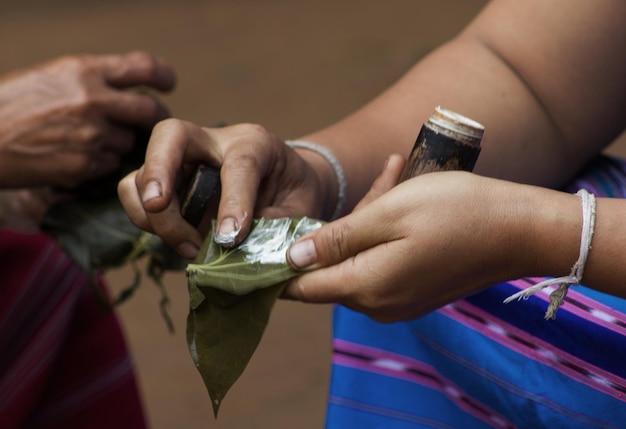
[41,196,188,330]
[41,131,188,329]
[186,217,324,416]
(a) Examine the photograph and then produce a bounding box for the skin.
[0,51,176,232]
[0,51,175,188]
[285,160,626,322]
[118,0,626,321]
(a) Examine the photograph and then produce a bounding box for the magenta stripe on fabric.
[509,278,626,336]
[0,241,55,334]
[333,339,515,429]
[439,301,626,401]
[0,280,76,411]
[413,329,622,429]
[328,395,460,429]
[0,240,85,418]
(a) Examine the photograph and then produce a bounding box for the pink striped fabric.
[0,230,146,429]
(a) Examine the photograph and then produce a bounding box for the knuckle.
[56,54,86,69]
[217,194,242,212]
[57,55,97,82]
[236,122,271,138]
[218,123,280,166]
[77,124,103,145]
[154,220,179,240]
[322,222,355,262]
[127,50,154,65]
[232,123,276,147]
[221,151,260,173]
[126,51,161,80]
[155,117,183,129]
[153,117,188,136]
[64,84,97,114]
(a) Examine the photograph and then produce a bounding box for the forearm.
[495,182,626,300]
[298,0,626,213]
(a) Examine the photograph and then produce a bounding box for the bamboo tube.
[399,106,484,182]
[181,164,220,227]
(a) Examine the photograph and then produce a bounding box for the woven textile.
[327,155,626,429]
[0,231,146,429]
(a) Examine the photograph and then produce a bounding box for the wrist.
[503,186,595,319]
[526,188,582,277]
[479,181,580,283]
[286,140,346,220]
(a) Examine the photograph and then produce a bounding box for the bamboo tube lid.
[426,106,484,147]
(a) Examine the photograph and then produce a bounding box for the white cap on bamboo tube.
[426,106,484,147]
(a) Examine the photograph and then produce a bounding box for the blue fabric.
[326,156,626,429]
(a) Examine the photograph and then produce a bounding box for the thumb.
[283,195,398,302]
[286,161,404,270]
[286,213,377,272]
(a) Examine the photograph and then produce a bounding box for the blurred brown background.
[1,1,623,428]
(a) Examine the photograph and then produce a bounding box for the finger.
[286,193,403,271]
[282,238,399,313]
[139,189,204,259]
[138,119,219,213]
[282,262,352,304]
[119,169,204,259]
[118,171,152,231]
[97,51,176,91]
[210,125,283,246]
[100,90,171,128]
[353,154,405,212]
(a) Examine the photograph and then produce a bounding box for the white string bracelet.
[286,139,347,220]
[503,189,596,320]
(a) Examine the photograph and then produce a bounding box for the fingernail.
[177,241,199,259]
[142,181,162,203]
[214,217,240,246]
[287,239,317,270]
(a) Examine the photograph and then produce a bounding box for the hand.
[118,121,336,259]
[0,51,176,188]
[0,187,65,233]
[283,167,552,323]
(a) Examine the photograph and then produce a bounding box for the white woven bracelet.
[286,139,347,220]
[503,189,596,320]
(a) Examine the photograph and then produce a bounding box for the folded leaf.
[186,217,324,416]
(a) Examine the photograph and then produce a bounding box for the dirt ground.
[2,1,624,428]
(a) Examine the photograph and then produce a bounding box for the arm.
[0,51,175,189]
[118,0,625,258]
[284,168,626,322]
[301,0,626,210]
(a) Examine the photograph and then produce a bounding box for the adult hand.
[118,121,337,259]
[0,51,176,188]
[283,168,578,323]
[0,188,64,233]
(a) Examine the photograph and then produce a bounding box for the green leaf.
[41,130,189,328]
[185,217,324,416]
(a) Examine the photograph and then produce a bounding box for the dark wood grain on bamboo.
[400,106,484,181]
